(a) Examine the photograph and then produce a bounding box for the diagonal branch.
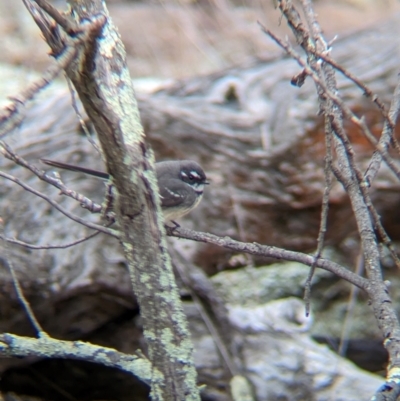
[23,0,201,399]
[167,226,368,290]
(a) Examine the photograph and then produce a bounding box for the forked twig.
[1,141,103,214]
[260,23,400,268]
[0,170,117,237]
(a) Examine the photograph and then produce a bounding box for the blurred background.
[0,0,399,79]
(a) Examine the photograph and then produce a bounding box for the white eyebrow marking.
[189,171,201,179]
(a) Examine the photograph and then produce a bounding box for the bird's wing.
[159,179,195,208]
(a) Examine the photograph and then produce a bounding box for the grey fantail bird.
[41,158,209,221]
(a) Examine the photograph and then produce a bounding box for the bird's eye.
[188,173,195,180]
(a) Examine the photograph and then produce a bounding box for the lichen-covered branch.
[23,0,200,399]
[0,333,152,385]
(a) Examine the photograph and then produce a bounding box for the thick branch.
[24,0,201,399]
[0,333,152,385]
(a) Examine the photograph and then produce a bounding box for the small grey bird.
[41,158,209,221]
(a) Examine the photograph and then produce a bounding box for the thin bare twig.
[338,253,364,356]
[277,0,400,394]
[0,1,107,139]
[312,51,388,117]
[1,141,103,213]
[328,117,400,268]
[22,0,64,55]
[260,23,400,268]
[304,122,334,316]
[365,77,400,184]
[65,77,102,155]
[260,24,400,182]
[0,43,78,139]
[0,230,101,250]
[299,0,389,118]
[32,0,79,34]
[1,1,105,140]
[0,170,117,237]
[0,219,47,337]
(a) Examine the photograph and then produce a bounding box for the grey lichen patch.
[144,328,157,341]
[139,272,151,284]
[160,328,194,362]
[158,269,174,288]
[118,87,144,145]
[99,20,124,59]
[156,309,169,320]
[122,242,134,253]
[128,168,138,184]
[149,367,165,386]
[158,283,182,305]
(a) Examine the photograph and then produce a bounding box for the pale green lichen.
[230,375,254,401]
[388,367,400,383]
[160,328,193,360]
[2,334,153,383]
[122,242,134,253]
